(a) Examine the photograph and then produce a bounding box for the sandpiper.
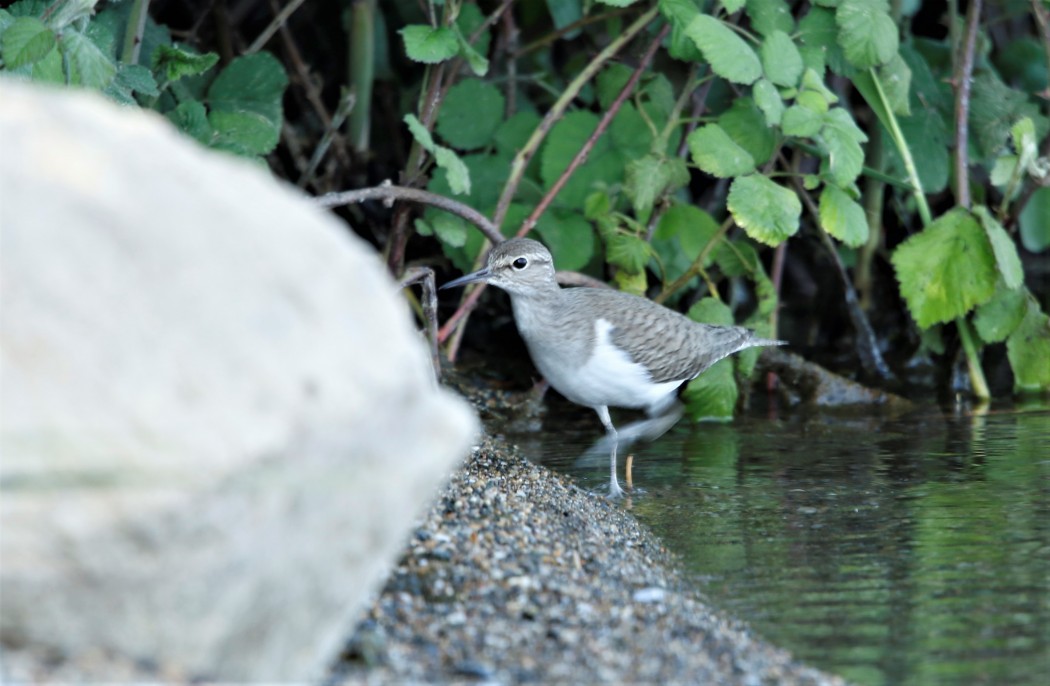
[443,238,783,496]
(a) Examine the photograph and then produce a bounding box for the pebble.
[331,433,848,685]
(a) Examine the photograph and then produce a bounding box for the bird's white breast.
[531,318,681,412]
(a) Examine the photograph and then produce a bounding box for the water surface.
[507,402,1050,686]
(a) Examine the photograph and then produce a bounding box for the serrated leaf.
[714,238,760,277]
[2,16,55,68]
[688,124,756,178]
[399,24,458,64]
[973,206,1024,290]
[760,29,803,87]
[1019,187,1050,252]
[746,0,795,37]
[535,210,595,271]
[434,146,471,194]
[683,358,738,421]
[798,6,847,75]
[43,0,96,31]
[836,0,898,69]
[782,104,822,136]
[62,30,117,89]
[207,52,286,156]
[166,99,213,145]
[116,63,159,96]
[436,78,504,150]
[878,53,912,116]
[819,184,868,247]
[753,78,784,126]
[974,283,1027,343]
[430,211,469,248]
[404,113,437,152]
[152,44,219,82]
[688,296,735,325]
[970,72,1047,160]
[890,208,998,328]
[454,25,489,76]
[606,233,651,274]
[727,174,801,246]
[719,98,775,165]
[820,107,867,186]
[625,153,689,216]
[1006,298,1050,392]
[652,204,720,282]
[685,14,762,85]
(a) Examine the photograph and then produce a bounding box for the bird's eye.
[512,257,528,270]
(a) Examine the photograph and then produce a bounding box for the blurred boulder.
[0,80,477,682]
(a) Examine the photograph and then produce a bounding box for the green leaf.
[974,283,1027,343]
[760,29,803,87]
[722,0,747,13]
[727,174,801,246]
[819,184,868,247]
[535,209,595,271]
[430,211,469,248]
[782,105,822,137]
[688,296,735,326]
[495,111,540,156]
[973,206,1024,290]
[836,0,898,69]
[652,204,719,282]
[890,208,998,328]
[540,110,619,207]
[399,25,458,64]
[753,78,784,126]
[687,124,755,178]
[624,153,689,216]
[436,78,505,150]
[714,239,760,277]
[606,232,651,274]
[798,6,847,75]
[165,100,213,145]
[1019,187,1050,253]
[877,53,912,116]
[404,113,437,151]
[683,358,738,421]
[208,52,287,156]
[970,72,1047,160]
[62,30,117,89]
[820,107,867,186]
[152,44,219,82]
[2,16,55,69]
[434,146,472,195]
[719,98,775,165]
[597,63,634,109]
[43,0,96,31]
[1006,298,1050,393]
[596,0,640,6]
[453,25,489,76]
[746,0,795,37]
[685,14,762,85]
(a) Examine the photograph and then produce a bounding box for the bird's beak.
[441,267,491,290]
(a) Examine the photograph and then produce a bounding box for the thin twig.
[519,22,671,236]
[952,0,983,209]
[298,91,356,188]
[317,183,504,244]
[492,6,660,230]
[247,0,307,53]
[400,267,442,380]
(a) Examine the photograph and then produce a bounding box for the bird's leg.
[595,406,624,498]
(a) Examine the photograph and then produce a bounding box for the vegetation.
[3,0,1048,418]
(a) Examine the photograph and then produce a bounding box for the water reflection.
[505,401,1050,686]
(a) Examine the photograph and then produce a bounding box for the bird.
[442,238,784,497]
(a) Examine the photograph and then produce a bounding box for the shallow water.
[506,400,1050,686]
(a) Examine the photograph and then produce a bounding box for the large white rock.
[0,80,477,681]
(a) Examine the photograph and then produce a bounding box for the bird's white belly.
[529,318,681,412]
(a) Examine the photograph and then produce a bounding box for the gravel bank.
[332,431,847,685]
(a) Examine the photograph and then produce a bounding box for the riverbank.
[332,427,848,685]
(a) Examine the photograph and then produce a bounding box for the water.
[507,401,1050,686]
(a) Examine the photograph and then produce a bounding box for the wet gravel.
[331,430,848,685]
